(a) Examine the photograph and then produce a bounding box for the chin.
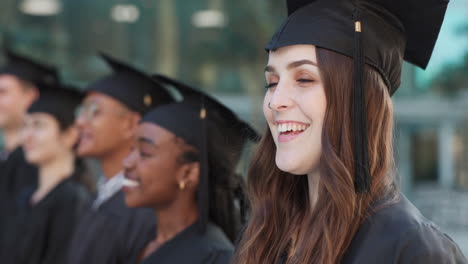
[77,144,98,158]
[275,155,309,175]
[24,153,44,165]
[124,190,153,209]
[124,194,142,208]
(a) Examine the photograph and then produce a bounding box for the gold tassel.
[144,94,152,106]
[200,107,206,119]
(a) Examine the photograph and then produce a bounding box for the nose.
[268,80,295,111]
[75,112,87,128]
[123,149,138,170]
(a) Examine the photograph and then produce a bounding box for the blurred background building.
[1,0,467,253]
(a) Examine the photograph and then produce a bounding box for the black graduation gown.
[0,147,37,196]
[341,194,467,263]
[141,222,233,264]
[280,194,467,263]
[0,147,37,242]
[67,191,156,264]
[0,177,91,264]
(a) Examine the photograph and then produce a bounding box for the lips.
[79,132,92,142]
[122,172,141,189]
[78,131,94,149]
[122,178,140,188]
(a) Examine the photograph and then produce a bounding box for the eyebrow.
[138,137,156,146]
[264,59,318,72]
[82,100,99,107]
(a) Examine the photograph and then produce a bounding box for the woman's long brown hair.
[233,47,398,264]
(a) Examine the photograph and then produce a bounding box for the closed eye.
[297,79,314,83]
[140,152,152,158]
[265,83,278,89]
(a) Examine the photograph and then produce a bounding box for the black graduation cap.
[0,48,60,90]
[86,53,175,115]
[144,74,259,233]
[28,85,84,129]
[267,0,448,192]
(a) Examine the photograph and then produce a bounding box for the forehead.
[0,74,22,88]
[83,91,124,108]
[267,44,317,66]
[138,122,177,144]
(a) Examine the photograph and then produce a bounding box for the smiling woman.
[121,75,258,264]
[235,44,399,264]
[232,0,467,263]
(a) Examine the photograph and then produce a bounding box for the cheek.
[142,161,176,191]
[98,117,126,141]
[86,118,118,148]
[262,91,272,119]
[135,159,178,206]
[25,130,59,162]
[0,94,16,110]
[274,88,327,175]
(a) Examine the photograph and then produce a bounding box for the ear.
[121,112,141,140]
[61,125,80,149]
[176,162,200,191]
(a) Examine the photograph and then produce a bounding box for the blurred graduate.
[0,50,49,240]
[0,80,93,263]
[67,54,175,264]
[121,75,258,264]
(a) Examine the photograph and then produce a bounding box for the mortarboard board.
[144,74,259,234]
[0,48,60,90]
[267,0,448,192]
[28,84,84,129]
[86,53,175,115]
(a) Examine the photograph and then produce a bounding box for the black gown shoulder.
[0,177,91,264]
[341,194,467,264]
[67,190,156,264]
[142,221,234,264]
[0,147,37,246]
[0,147,37,196]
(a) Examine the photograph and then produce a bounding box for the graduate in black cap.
[233,0,467,263]
[121,74,258,264]
[0,49,55,241]
[0,49,54,191]
[0,85,93,264]
[67,53,175,264]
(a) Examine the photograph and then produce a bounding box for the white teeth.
[122,178,140,188]
[277,123,309,132]
[280,124,287,132]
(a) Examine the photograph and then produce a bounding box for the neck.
[2,124,23,152]
[138,196,199,261]
[34,151,75,203]
[154,198,199,245]
[307,170,320,210]
[99,146,131,179]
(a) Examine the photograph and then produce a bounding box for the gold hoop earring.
[179,181,186,190]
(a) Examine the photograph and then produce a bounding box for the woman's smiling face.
[264,44,327,175]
